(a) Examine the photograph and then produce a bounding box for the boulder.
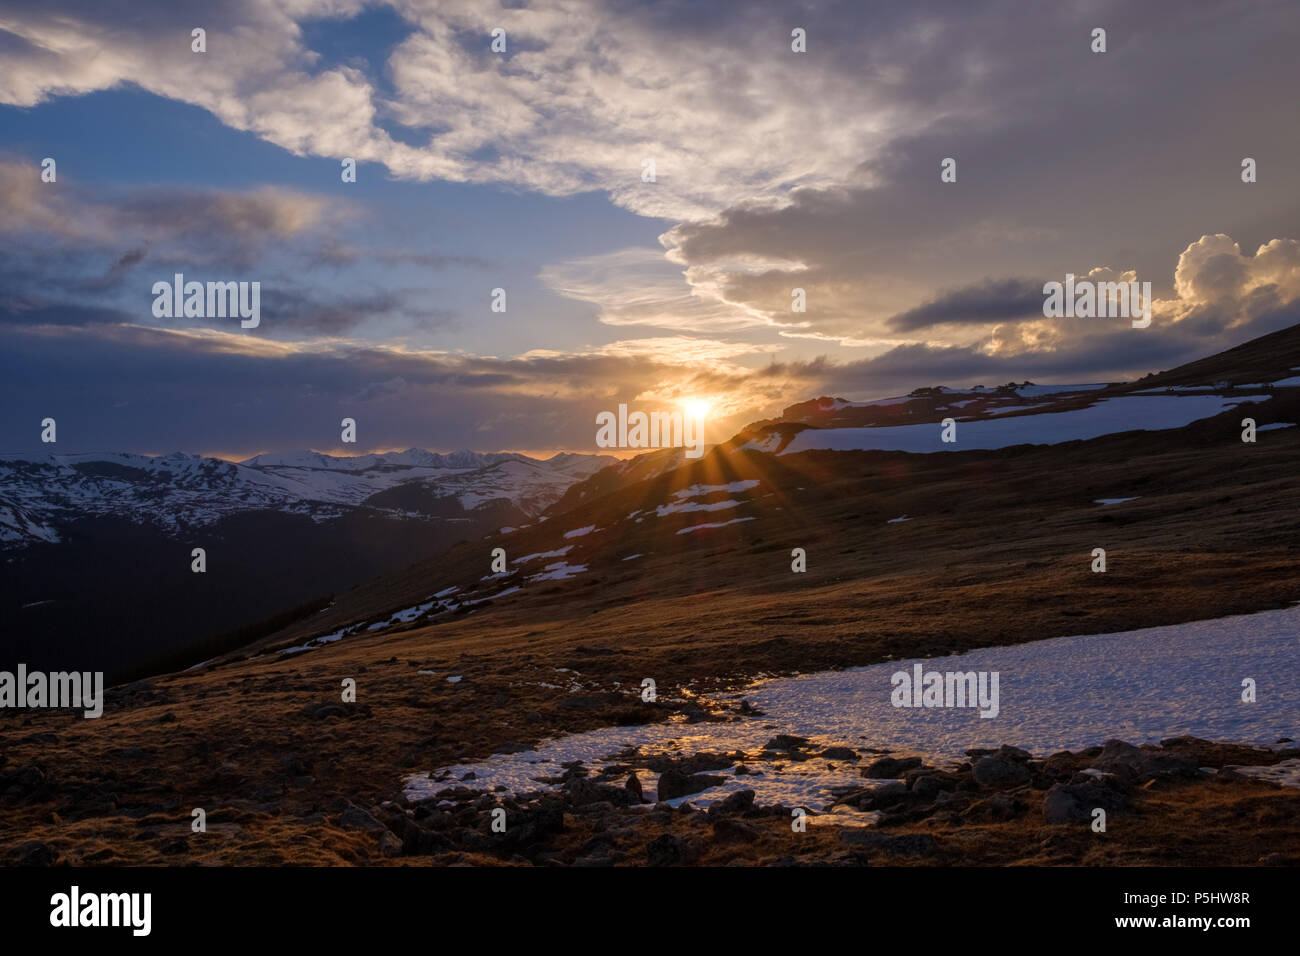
[972,750,1032,787]
[657,769,726,801]
[1043,778,1130,824]
[708,789,756,816]
[862,756,923,779]
[647,833,685,866]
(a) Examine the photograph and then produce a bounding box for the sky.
[1,0,1298,458]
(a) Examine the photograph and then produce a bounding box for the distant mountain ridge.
[0,446,618,680]
[0,447,617,549]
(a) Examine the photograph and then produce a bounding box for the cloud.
[0,0,963,222]
[0,320,793,454]
[538,247,772,333]
[0,157,467,337]
[1173,235,1300,306]
[887,278,1044,332]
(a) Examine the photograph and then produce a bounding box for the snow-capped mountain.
[0,448,617,549]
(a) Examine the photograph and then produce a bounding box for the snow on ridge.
[655,498,744,517]
[515,546,573,563]
[780,395,1257,456]
[675,516,755,534]
[0,445,615,548]
[672,479,760,498]
[529,562,587,582]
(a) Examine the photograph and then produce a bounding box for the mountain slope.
[0,448,616,679]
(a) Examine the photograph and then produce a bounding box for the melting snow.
[655,498,743,517]
[406,605,1300,810]
[530,562,587,581]
[674,516,756,534]
[515,546,572,563]
[672,480,760,498]
[739,433,783,454]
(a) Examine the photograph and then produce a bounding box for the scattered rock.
[565,778,640,808]
[838,831,935,856]
[625,772,645,803]
[647,833,684,866]
[12,841,55,866]
[657,769,726,801]
[961,792,1025,822]
[338,806,388,832]
[862,756,923,779]
[709,790,756,816]
[712,818,760,843]
[1043,778,1130,824]
[819,746,859,761]
[972,749,1032,788]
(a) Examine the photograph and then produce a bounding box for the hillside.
[3,323,1299,867]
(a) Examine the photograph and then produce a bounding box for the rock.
[841,781,911,812]
[625,772,645,803]
[279,753,311,777]
[838,831,935,856]
[1043,778,1130,824]
[907,770,959,795]
[711,818,760,843]
[645,753,734,774]
[1090,739,1199,783]
[709,789,756,816]
[657,769,726,801]
[302,702,349,719]
[763,734,809,752]
[647,833,684,866]
[819,746,859,761]
[862,756,923,779]
[339,806,388,832]
[565,778,639,808]
[972,752,1032,788]
[1089,740,1144,778]
[401,826,451,855]
[13,841,55,866]
[961,792,1025,822]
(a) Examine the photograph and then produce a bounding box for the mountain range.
[0,448,615,679]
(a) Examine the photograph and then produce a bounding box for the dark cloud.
[887,278,1045,332]
[78,247,148,292]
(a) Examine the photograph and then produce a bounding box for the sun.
[682,398,711,420]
